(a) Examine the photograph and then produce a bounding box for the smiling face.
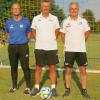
[69,2,79,18]
[41,1,50,15]
[11,3,21,16]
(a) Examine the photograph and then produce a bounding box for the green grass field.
[0,33,100,100]
[0,33,100,69]
[0,69,100,100]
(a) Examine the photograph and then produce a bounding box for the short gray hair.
[69,2,79,9]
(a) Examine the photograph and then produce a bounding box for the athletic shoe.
[30,88,40,97]
[82,89,91,100]
[51,88,58,97]
[9,87,17,93]
[24,88,30,95]
[62,88,71,97]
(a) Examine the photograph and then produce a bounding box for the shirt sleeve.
[55,17,60,29]
[83,19,90,32]
[5,21,9,33]
[26,20,32,33]
[60,19,67,34]
[31,17,37,29]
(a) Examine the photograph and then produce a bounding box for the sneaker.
[51,88,58,97]
[24,88,30,95]
[82,89,90,100]
[30,88,40,97]
[62,88,70,97]
[9,87,17,93]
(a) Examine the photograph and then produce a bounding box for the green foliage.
[0,0,65,30]
[95,20,100,33]
[19,0,66,22]
[82,9,100,33]
[51,4,66,23]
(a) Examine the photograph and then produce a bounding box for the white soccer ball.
[40,87,52,99]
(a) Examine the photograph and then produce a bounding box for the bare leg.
[65,67,72,88]
[35,65,42,88]
[49,64,56,86]
[79,66,87,89]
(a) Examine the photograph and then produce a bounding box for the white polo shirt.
[31,13,60,50]
[61,16,90,52]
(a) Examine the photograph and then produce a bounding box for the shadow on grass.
[40,70,49,89]
[17,65,51,90]
[58,66,82,93]
[17,65,82,93]
[40,65,60,89]
[18,76,24,89]
[17,66,35,90]
[30,69,35,90]
[72,70,82,93]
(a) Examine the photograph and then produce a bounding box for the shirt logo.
[38,19,41,21]
[49,19,53,22]
[25,54,29,58]
[10,25,14,29]
[20,24,24,28]
[79,21,82,25]
[66,23,71,28]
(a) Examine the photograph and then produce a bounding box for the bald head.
[69,2,79,19]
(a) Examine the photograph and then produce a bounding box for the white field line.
[0,65,100,74]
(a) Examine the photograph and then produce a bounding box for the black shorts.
[34,49,59,66]
[64,52,88,68]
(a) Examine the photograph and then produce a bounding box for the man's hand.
[55,28,60,39]
[61,32,65,43]
[85,31,90,42]
[28,29,36,39]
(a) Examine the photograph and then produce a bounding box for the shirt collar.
[39,13,52,19]
[68,15,81,21]
[12,16,23,22]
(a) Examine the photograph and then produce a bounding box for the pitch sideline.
[0,65,100,74]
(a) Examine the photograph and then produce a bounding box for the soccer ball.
[40,87,52,99]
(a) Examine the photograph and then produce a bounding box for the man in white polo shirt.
[30,0,60,97]
[61,2,90,99]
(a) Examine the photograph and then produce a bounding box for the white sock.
[35,84,39,90]
[51,84,56,89]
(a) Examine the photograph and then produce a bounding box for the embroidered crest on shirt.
[66,23,71,28]
[38,19,41,21]
[20,24,24,28]
[10,25,14,29]
[79,21,82,25]
[49,19,53,22]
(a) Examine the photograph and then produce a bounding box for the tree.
[51,3,66,23]
[95,20,100,33]
[82,9,96,32]
[18,0,66,22]
[0,0,66,30]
